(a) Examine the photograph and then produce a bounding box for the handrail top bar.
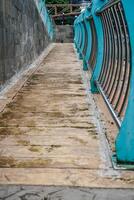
[74,7,92,24]
[46,4,86,7]
[53,12,80,18]
[74,11,85,24]
[84,6,92,19]
[75,0,121,24]
[96,0,120,14]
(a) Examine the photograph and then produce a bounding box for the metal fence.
[74,0,134,164]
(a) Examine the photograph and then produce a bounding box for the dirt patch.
[31,74,42,81]
[68,80,82,84]
[17,158,52,168]
[17,140,30,146]
[0,156,17,168]
[68,136,88,145]
[0,156,52,168]
[47,145,61,153]
[0,127,22,136]
[29,146,42,152]
[6,102,17,110]
[42,111,65,118]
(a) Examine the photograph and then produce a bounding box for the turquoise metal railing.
[74,0,134,164]
[34,0,55,40]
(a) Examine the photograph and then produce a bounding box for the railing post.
[79,15,86,60]
[76,23,81,53]
[78,23,83,60]
[90,0,106,93]
[74,17,82,57]
[82,19,88,71]
[83,12,92,71]
[74,23,78,48]
[75,23,80,50]
[115,0,134,163]
[81,21,86,64]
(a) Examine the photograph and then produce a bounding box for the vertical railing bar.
[114,3,127,112]
[98,14,108,84]
[91,20,97,70]
[105,8,116,95]
[98,14,106,83]
[76,25,78,46]
[89,20,95,69]
[106,7,118,98]
[102,11,112,91]
[88,19,93,68]
[78,24,81,50]
[110,4,124,107]
[89,20,94,69]
[117,4,131,117]
[81,21,85,57]
[78,24,81,48]
[106,8,117,96]
[99,13,109,86]
[79,24,82,49]
[107,6,121,102]
[88,19,97,71]
[75,25,78,46]
[83,21,88,56]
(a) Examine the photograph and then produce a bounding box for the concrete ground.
[1,186,134,200]
[0,44,134,196]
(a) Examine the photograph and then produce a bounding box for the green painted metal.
[74,0,134,164]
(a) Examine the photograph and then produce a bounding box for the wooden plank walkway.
[0,43,134,187]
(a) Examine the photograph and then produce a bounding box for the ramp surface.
[0,44,134,188]
[0,44,100,169]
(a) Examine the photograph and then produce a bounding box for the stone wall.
[55,25,73,43]
[0,0,50,88]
